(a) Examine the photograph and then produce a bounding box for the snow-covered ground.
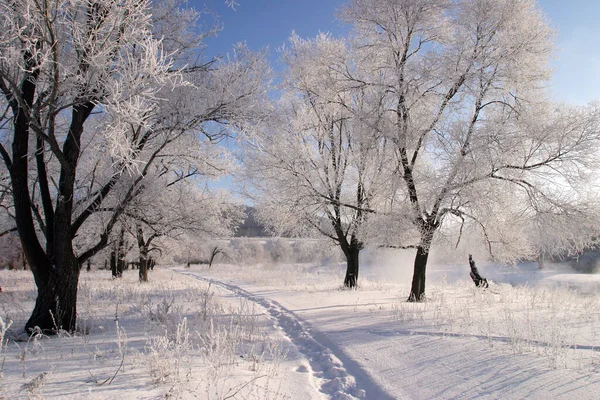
[1,257,600,399]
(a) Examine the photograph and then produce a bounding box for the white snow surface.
[1,258,600,399]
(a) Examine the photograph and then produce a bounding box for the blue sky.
[540,0,600,105]
[192,0,600,106]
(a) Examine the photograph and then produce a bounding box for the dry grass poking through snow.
[389,281,600,371]
[192,261,600,375]
[0,268,289,399]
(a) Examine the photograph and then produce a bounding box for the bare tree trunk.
[110,250,118,277]
[23,173,82,332]
[343,247,360,288]
[117,257,125,275]
[408,245,429,301]
[25,254,80,333]
[136,223,149,282]
[342,237,362,288]
[408,229,434,302]
[116,227,126,277]
[537,253,545,269]
[208,247,223,268]
[138,256,148,282]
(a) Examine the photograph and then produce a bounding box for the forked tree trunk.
[7,43,115,335]
[25,200,84,332]
[208,247,223,268]
[343,245,360,288]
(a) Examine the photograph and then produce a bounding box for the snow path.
[176,270,396,400]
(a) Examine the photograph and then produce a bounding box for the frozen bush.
[230,238,267,264]
[266,239,293,264]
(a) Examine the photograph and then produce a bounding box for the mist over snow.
[360,245,600,294]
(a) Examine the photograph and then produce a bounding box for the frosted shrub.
[293,240,320,263]
[20,372,49,399]
[197,299,260,364]
[0,316,10,348]
[230,238,266,264]
[147,298,182,329]
[146,318,192,385]
[226,237,343,267]
[266,239,293,264]
[391,301,425,323]
[0,316,12,391]
[293,240,341,264]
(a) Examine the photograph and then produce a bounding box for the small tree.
[127,181,242,282]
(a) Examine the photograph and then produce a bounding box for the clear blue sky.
[192,0,599,105]
[540,0,600,105]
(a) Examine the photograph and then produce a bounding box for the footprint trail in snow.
[177,270,394,400]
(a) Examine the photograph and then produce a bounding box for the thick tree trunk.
[7,47,101,336]
[25,255,80,333]
[138,247,149,282]
[138,256,148,282]
[343,245,360,288]
[110,251,118,277]
[408,245,429,301]
[408,226,435,301]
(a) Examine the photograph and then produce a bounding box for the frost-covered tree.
[126,178,242,282]
[243,34,389,287]
[336,0,600,300]
[0,0,268,333]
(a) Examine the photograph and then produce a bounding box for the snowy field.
[1,258,600,399]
